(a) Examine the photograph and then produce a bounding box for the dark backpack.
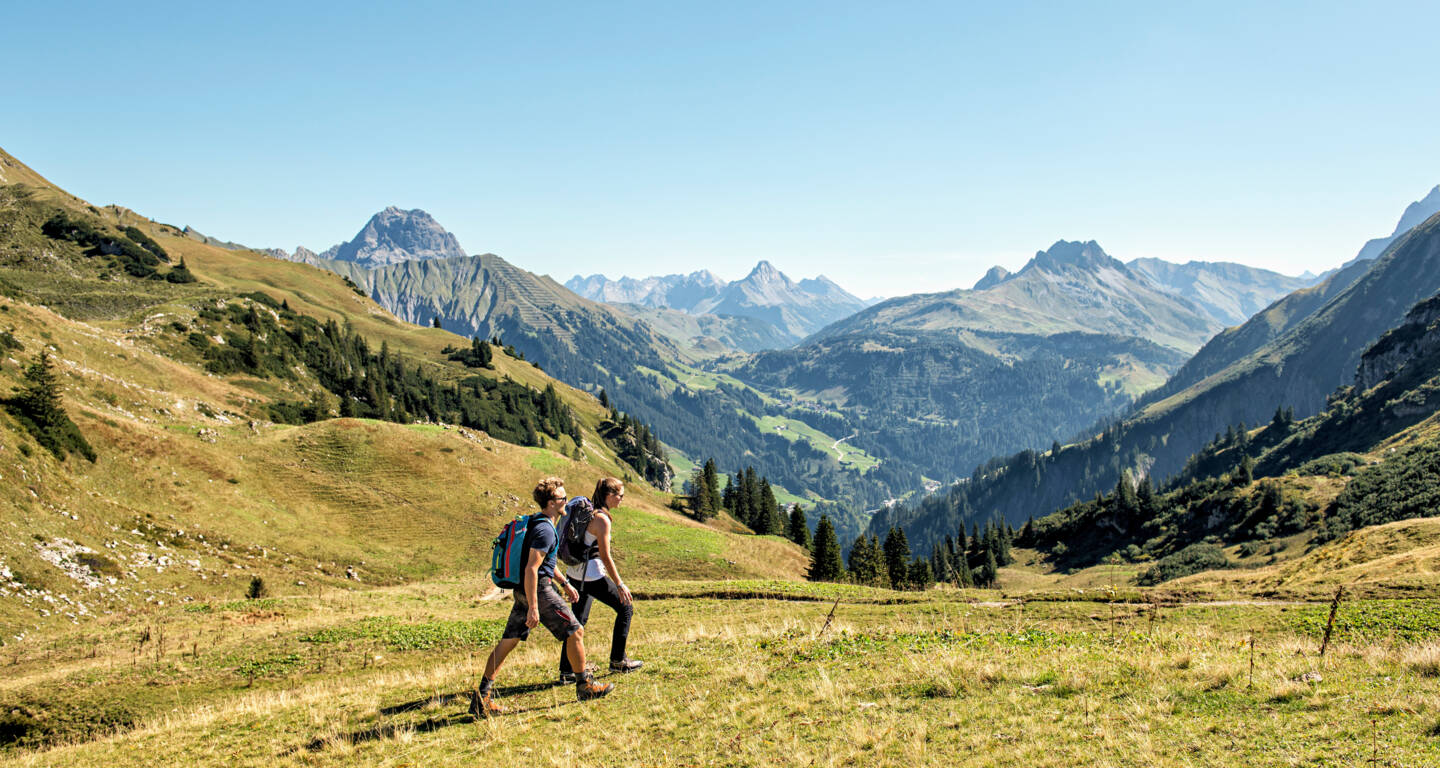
[557,497,600,567]
[490,515,556,589]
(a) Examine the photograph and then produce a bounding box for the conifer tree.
[808,515,843,582]
[17,351,64,428]
[753,479,775,535]
[690,466,715,521]
[930,546,952,583]
[848,534,882,585]
[907,558,934,590]
[981,546,999,588]
[788,504,812,549]
[722,471,741,515]
[883,527,911,590]
[1234,455,1254,486]
[955,547,974,587]
[702,459,722,514]
[1135,477,1159,523]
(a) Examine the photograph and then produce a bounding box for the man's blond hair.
[532,476,565,509]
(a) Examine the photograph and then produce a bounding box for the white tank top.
[565,522,608,582]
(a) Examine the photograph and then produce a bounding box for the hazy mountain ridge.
[1124,257,1318,327]
[568,260,870,344]
[1347,184,1440,267]
[814,241,1222,354]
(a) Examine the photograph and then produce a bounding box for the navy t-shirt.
[521,515,559,583]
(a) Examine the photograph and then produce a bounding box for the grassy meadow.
[2,577,1438,767]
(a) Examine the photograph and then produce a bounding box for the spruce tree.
[690,467,714,521]
[907,558,934,590]
[981,546,999,588]
[17,351,64,428]
[1234,455,1254,486]
[702,459,722,514]
[788,504,812,549]
[930,546,952,583]
[883,527,911,590]
[848,534,881,585]
[722,472,740,516]
[955,548,974,587]
[808,515,843,582]
[754,479,775,535]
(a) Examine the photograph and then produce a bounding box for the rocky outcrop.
[1356,293,1440,392]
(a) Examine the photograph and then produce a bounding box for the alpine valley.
[4,144,1440,766]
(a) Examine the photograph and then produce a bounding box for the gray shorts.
[502,581,582,642]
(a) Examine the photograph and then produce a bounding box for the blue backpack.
[490,515,556,589]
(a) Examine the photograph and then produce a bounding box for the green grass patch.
[526,447,569,473]
[1289,599,1440,643]
[300,616,504,651]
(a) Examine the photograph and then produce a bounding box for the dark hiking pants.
[558,575,633,674]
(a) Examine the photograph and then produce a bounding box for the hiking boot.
[576,674,614,702]
[609,658,644,673]
[559,663,596,684]
[469,686,504,719]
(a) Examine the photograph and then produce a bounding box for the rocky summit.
[272,206,468,269]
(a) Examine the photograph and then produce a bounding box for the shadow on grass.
[298,682,594,753]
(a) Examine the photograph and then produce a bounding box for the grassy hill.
[1168,517,1440,598]
[0,148,809,643]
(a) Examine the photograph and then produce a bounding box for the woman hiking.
[559,476,643,682]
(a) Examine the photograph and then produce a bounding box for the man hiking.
[471,477,613,718]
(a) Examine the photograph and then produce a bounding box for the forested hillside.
[730,329,1181,483]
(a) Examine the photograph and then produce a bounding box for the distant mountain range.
[816,240,1227,354]
[567,262,873,346]
[265,208,912,511]
[867,195,1440,556]
[259,194,1430,551]
[1124,258,1317,327]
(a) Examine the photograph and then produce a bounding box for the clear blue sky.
[6,1,1439,297]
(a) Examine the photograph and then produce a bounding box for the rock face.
[1356,293,1440,393]
[972,266,1010,291]
[266,207,466,269]
[325,207,467,268]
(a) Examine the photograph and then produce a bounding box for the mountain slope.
[1347,184,1440,267]
[1124,258,1317,327]
[871,210,1440,555]
[814,241,1221,354]
[0,149,810,637]
[261,210,905,508]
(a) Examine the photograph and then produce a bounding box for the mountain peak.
[746,260,785,282]
[1013,240,1132,279]
[973,265,1012,291]
[328,207,467,268]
